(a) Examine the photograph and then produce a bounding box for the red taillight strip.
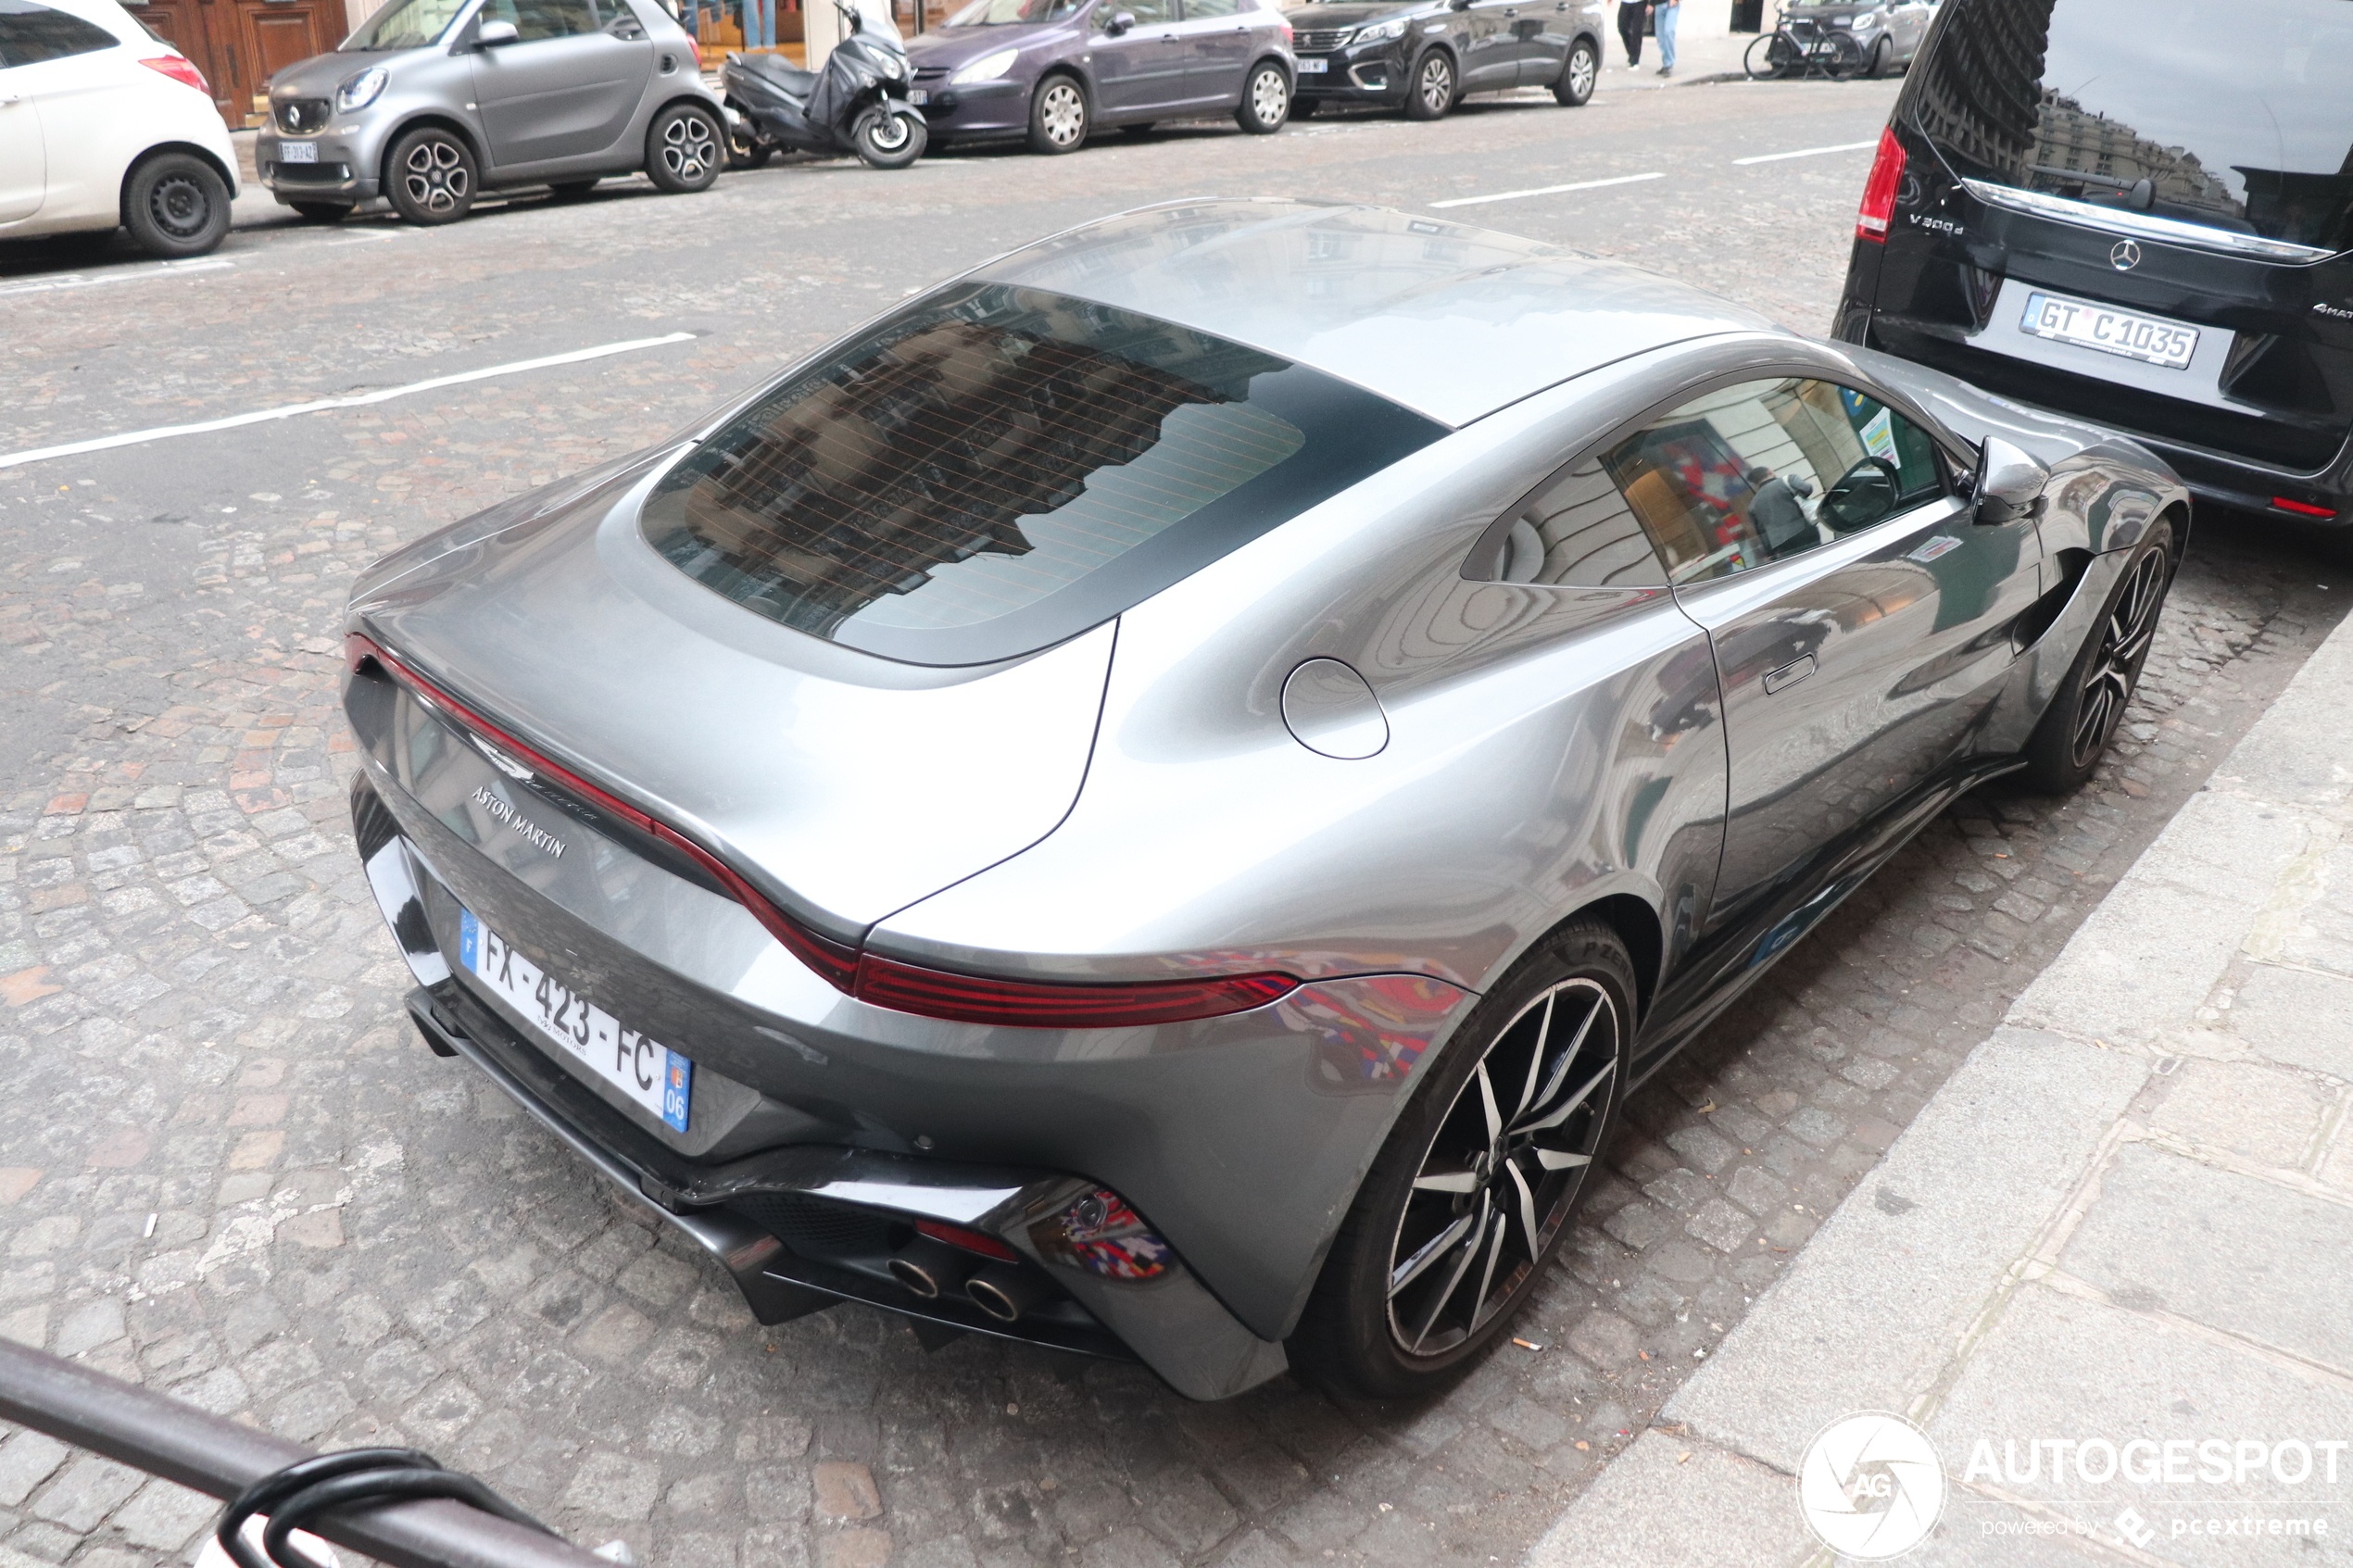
[346,633,1299,1027]
[915,1219,1020,1261]
[2271,495,2338,520]
[1856,125,1906,243]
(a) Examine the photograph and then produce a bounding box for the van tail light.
[1856,125,1906,242]
[346,633,1298,1027]
[2271,495,2338,520]
[140,55,211,94]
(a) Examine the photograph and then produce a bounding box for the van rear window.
[640,283,1443,666]
[1908,0,2353,252]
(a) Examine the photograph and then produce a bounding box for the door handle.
[1762,654,1817,696]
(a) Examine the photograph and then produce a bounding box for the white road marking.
[0,332,697,472]
[1428,170,1665,209]
[1730,140,1878,166]
[0,257,235,298]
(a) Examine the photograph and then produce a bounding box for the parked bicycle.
[1743,6,1869,79]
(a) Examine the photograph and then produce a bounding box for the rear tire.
[1553,36,1597,105]
[122,152,230,257]
[2020,518,2176,795]
[647,103,724,191]
[850,105,926,169]
[1403,49,1453,119]
[1289,920,1635,1400]
[1027,72,1088,153]
[290,200,352,222]
[1235,59,1289,132]
[384,126,477,225]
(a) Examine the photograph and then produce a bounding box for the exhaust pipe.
[965,1266,1051,1323]
[887,1236,978,1299]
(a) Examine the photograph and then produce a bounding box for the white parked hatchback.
[0,0,242,257]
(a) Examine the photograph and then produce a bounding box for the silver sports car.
[343,198,2183,1401]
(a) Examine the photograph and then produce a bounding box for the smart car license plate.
[280,143,318,163]
[459,909,691,1131]
[1296,56,1327,71]
[2019,291,2199,370]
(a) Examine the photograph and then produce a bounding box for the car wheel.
[1027,73,1088,154]
[1403,50,1453,120]
[1862,33,1892,77]
[1235,59,1290,133]
[385,126,477,225]
[122,152,230,258]
[1289,919,1634,1400]
[850,104,927,169]
[1553,36,1598,105]
[289,201,353,223]
[2020,517,2176,795]
[647,103,724,192]
[548,179,598,200]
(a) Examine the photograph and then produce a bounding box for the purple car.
[906,0,1296,154]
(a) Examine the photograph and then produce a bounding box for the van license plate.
[279,143,318,163]
[2020,292,2198,370]
[459,909,692,1131]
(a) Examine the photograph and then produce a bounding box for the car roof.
[973,198,1785,427]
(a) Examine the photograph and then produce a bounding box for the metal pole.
[0,1340,614,1568]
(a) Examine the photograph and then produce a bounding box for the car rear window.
[1907,0,2353,251]
[0,0,120,64]
[640,282,1445,666]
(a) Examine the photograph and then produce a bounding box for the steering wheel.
[1819,455,1903,533]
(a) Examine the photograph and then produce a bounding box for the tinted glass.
[0,0,118,65]
[942,0,1076,21]
[1910,0,2353,250]
[343,0,467,46]
[1098,0,1172,23]
[1489,458,1667,588]
[1602,379,1944,585]
[1185,0,1239,16]
[642,283,1444,666]
[479,0,598,37]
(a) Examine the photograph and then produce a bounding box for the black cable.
[214,1448,558,1568]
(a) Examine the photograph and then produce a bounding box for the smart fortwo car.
[345,199,2184,1401]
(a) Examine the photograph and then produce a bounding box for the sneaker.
[1655,65,1672,74]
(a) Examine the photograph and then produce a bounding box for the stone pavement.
[1532,593,2353,1566]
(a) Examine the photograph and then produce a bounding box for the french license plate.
[1296,56,1327,71]
[459,909,691,1132]
[909,88,927,104]
[279,142,318,164]
[2020,291,2199,370]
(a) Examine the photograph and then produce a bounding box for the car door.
[1088,0,1187,114]
[469,0,649,168]
[1602,373,2042,938]
[1511,0,1568,83]
[1173,0,1250,107]
[0,1,132,224]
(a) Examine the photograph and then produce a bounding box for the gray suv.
[257,0,725,226]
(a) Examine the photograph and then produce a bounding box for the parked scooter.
[722,0,927,171]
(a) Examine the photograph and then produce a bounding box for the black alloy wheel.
[289,200,353,223]
[1403,49,1453,119]
[385,127,477,224]
[647,104,724,191]
[123,153,230,257]
[1554,36,1598,105]
[850,105,926,169]
[1290,921,1633,1399]
[1028,73,1088,153]
[1236,59,1290,132]
[2020,518,2176,794]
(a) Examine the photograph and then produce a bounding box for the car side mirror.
[476,19,520,44]
[1973,436,2048,525]
[1105,9,1134,31]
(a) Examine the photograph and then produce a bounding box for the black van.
[1831,0,2353,526]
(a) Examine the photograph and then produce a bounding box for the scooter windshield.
[845,0,903,46]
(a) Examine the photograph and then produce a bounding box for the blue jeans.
[742,0,774,47]
[1655,0,1678,69]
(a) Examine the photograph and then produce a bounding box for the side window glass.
[1490,455,1667,588]
[0,0,120,65]
[1600,377,1945,587]
[1100,0,1173,27]
[600,0,647,31]
[1184,0,1239,17]
[482,0,598,40]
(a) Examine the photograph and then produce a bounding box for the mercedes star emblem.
[2110,240,2142,271]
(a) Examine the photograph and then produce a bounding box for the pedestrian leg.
[1655,0,1677,72]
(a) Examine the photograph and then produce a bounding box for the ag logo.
[2109,240,2142,270]
[1796,1411,1946,1560]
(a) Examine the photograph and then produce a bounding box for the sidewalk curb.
[1526,606,2353,1566]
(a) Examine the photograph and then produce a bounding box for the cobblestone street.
[4,69,2350,1568]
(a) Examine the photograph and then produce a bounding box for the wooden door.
[125,0,242,126]
[232,0,337,121]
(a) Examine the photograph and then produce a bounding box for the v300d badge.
[345,199,2183,1399]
